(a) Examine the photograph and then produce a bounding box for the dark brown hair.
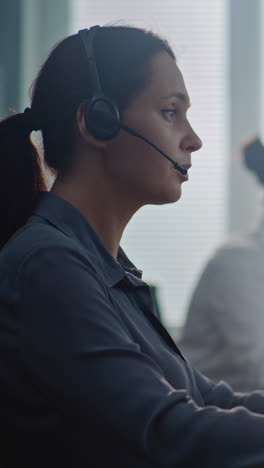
[0,25,174,248]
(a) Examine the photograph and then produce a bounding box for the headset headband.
[78,26,102,95]
[77,25,121,140]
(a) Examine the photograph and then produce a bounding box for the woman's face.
[105,51,202,207]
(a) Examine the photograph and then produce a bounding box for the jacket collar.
[32,191,143,288]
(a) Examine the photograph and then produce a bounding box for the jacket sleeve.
[18,244,264,468]
[194,367,264,413]
[180,244,264,391]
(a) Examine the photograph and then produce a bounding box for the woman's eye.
[161,109,178,119]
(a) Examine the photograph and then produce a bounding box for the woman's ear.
[76,101,107,150]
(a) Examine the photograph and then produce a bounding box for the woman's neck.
[51,175,139,258]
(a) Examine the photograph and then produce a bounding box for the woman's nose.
[181,123,203,153]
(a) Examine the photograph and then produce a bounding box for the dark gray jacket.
[1,191,264,468]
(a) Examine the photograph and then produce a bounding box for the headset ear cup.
[84,96,121,140]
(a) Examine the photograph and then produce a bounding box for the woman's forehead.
[144,52,189,103]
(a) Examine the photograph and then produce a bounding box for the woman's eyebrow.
[160,92,191,107]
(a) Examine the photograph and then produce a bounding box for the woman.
[1,24,264,468]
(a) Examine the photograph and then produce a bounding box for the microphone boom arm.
[119,122,187,175]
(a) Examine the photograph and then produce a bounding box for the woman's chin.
[149,187,182,205]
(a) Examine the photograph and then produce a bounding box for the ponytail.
[0,112,47,248]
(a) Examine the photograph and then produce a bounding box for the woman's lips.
[175,163,191,181]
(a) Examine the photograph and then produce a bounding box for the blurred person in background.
[180,136,264,391]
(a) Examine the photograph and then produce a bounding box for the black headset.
[78,26,121,141]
